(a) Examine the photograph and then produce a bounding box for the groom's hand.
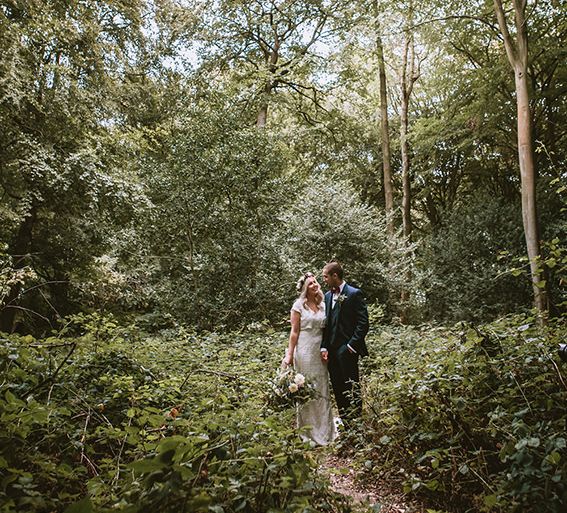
[320,349,328,362]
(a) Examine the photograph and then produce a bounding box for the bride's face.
[305,277,320,297]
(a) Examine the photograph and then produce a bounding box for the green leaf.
[127,457,166,473]
[425,479,439,490]
[64,497,93,513]
[545,451,561,465]
[5,390,21,406]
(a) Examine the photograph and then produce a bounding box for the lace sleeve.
[291,299,303,314]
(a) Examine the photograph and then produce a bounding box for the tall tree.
[193,0,350,127]
[374,0,394,234]
[398,3,420,320]
[0,0,156,331]
[493,0,547,314]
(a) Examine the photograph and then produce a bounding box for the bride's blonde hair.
[296,272,324,305]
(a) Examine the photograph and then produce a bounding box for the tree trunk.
[493,0,547,315]
[515,66,546,312]
[256,40,279,128]
[400,72,411,238]
[399,29,415,322]
[374,4,394,233]
[397,0,421,323]
[256,85,270,128]
[378,35,394,234]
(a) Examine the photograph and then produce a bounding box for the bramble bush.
[362,315,567,512]
[0,319,350,513]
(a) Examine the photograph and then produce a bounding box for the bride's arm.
[283,310,301,366]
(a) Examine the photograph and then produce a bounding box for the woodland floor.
[310,417,425,513]
[319,452,425,513]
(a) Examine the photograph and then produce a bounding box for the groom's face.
[322,267,340,289]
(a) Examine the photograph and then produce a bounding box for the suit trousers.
[328,345,361,427]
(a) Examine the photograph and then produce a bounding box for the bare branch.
[28,342,77,396]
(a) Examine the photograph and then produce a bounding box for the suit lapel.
[336,283,348,316]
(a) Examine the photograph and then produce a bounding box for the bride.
[282,272,337,445]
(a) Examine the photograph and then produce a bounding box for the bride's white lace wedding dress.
[291,299,337,445]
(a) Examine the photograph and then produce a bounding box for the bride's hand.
[282,354,292,367]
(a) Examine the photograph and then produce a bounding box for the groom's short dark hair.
[325,261,344,279]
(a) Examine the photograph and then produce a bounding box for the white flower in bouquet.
[294,373,306,387]
[288,383,299,393]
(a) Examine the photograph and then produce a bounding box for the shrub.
[0,325,350,513]
[363,316,567,512]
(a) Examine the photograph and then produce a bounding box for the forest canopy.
[1,0,565,331]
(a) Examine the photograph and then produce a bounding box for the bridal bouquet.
[266,367,316,411]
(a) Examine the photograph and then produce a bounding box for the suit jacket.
[321,283,369,357]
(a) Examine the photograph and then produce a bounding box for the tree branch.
[493,0,519,66]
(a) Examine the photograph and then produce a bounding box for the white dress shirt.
[331,281,346,308]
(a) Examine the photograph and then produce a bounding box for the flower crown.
[296,272,315,293]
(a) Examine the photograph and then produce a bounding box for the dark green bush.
[419,195,531,322]
[363,316,567,512]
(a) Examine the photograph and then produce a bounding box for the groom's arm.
[320,293,330,352]
[347,290,369,353]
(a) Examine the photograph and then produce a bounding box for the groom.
[321,261,369,428]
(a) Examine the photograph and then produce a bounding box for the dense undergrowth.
[361,315,567,512]
[2,313,566,512]
[0,315,350,513]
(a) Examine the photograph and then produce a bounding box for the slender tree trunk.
[398,5,420,323]
[399,29,416,322]
[256,83,270,128]
[378,39,394,233]
[515,67,546,312]
[493,0,547,314]
[256,38,280,128]
[375,4,394,233]
[400,36,412,241]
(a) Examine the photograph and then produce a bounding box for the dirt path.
[319,453,424,513]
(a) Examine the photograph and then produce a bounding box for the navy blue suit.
[321,283,369,425]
